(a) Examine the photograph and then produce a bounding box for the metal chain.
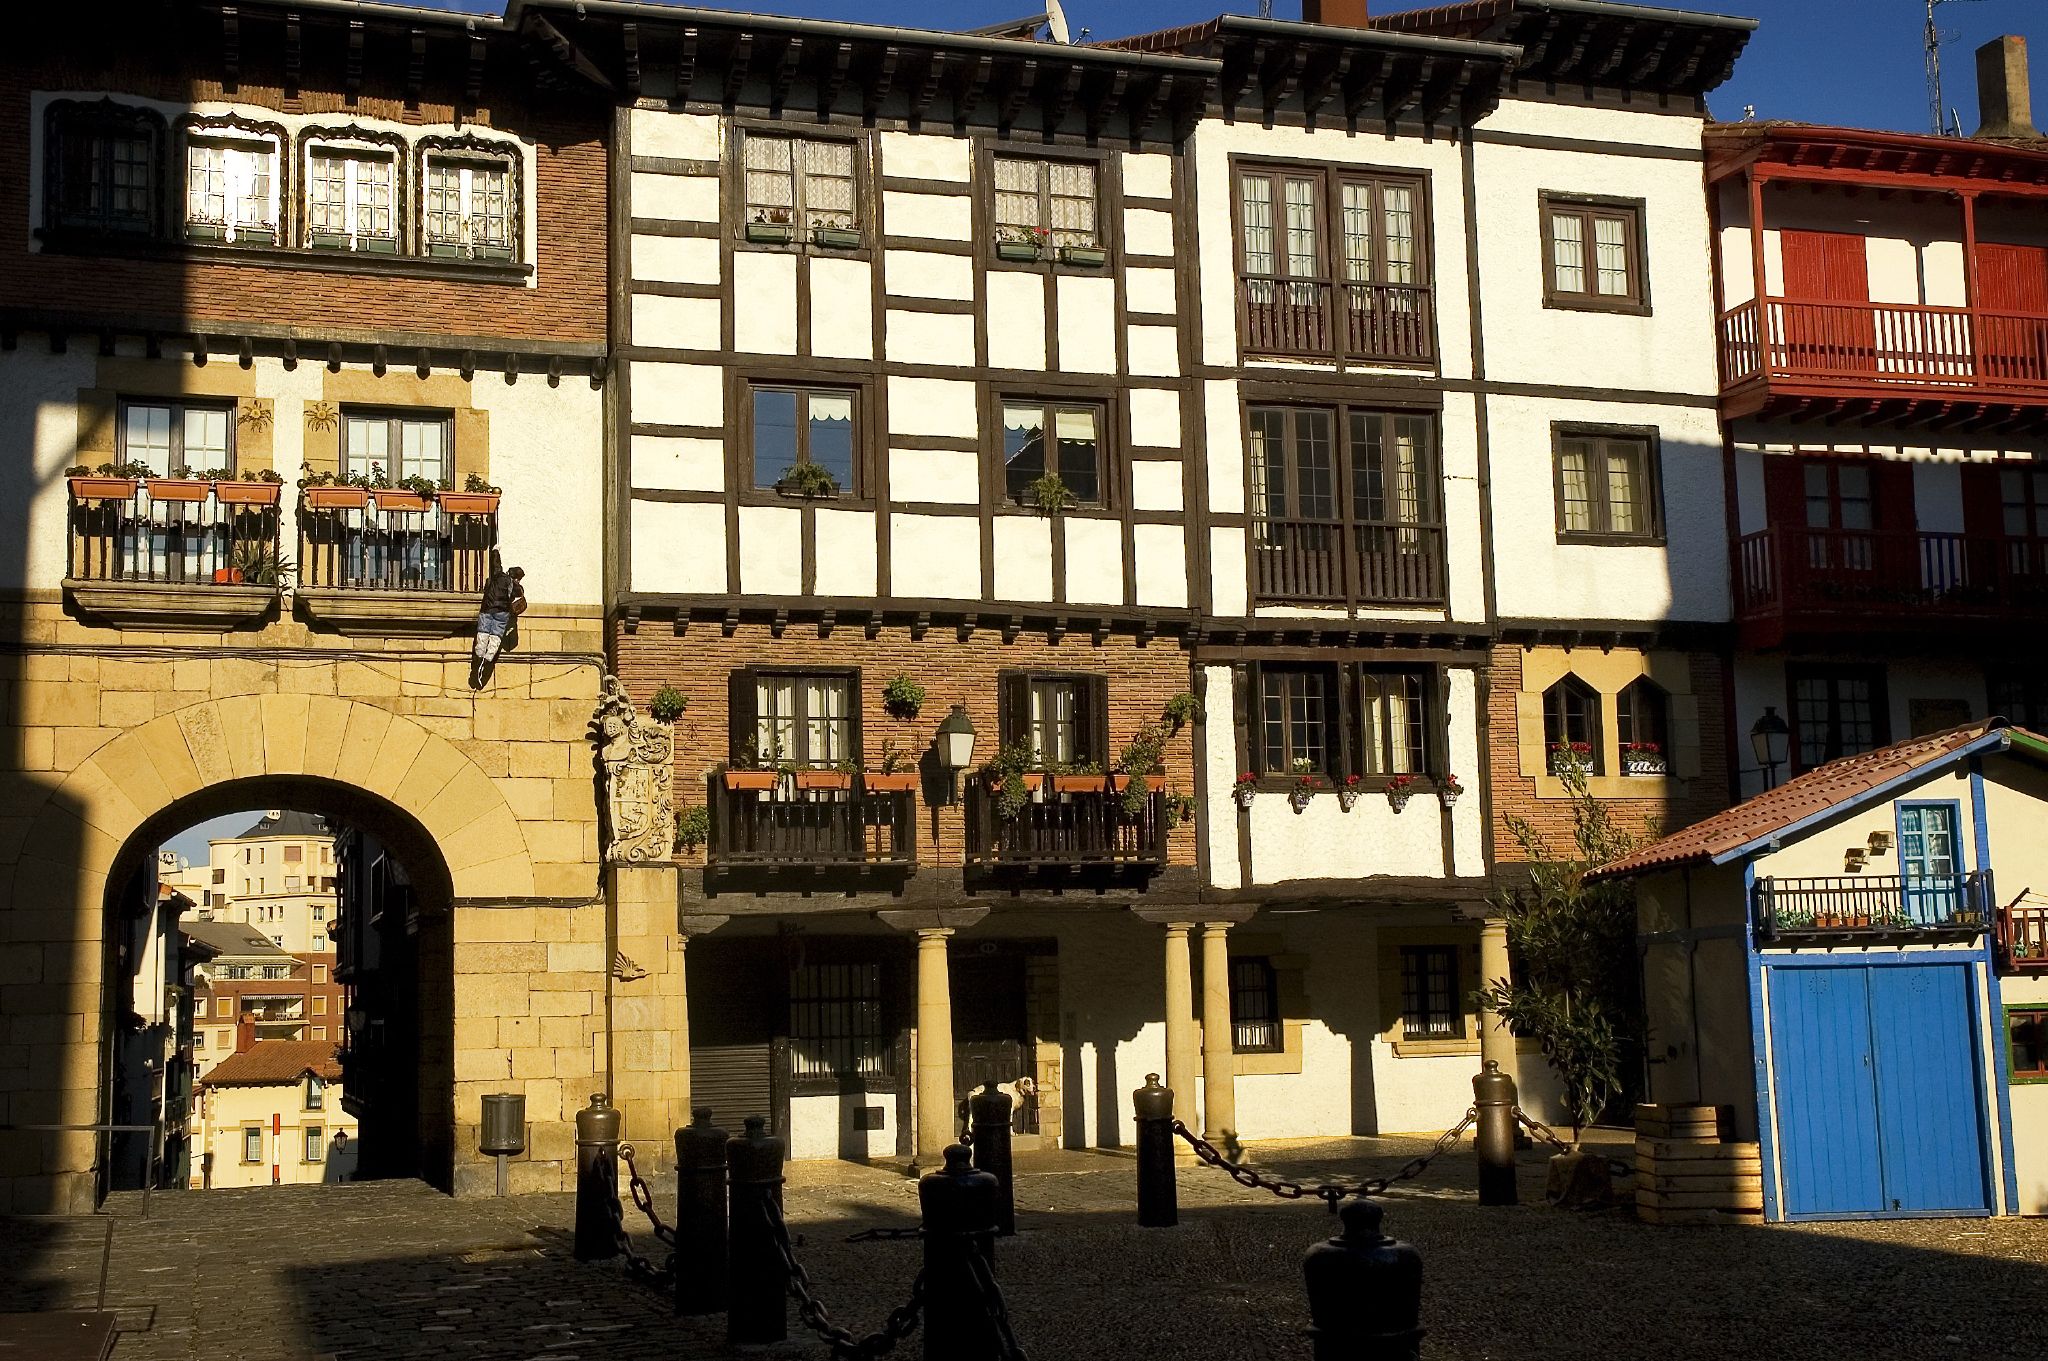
[620,1144,678,1248]
[964,1239,1030,1361]
[601,1145,675,1292]
[1172,1109,1477,1210]
[1512,1109,1574,1155]
[764,1196,927,1360]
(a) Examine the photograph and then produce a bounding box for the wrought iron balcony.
[1733,525,2048,647]
[1239,279,1435,366]
[1252,519,1446,608]
[1753,872,1992,942]
[64,482,282,628]
[706,778,916,871]
[1996,897,2048,974]
[964,778,1166,870]
[297,496,497,594]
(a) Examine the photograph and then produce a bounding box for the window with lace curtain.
[992,156,1099,253]
[424,151,515,260]
[307,145,397,252]
[750,672,855,769]
[184,127,281,245]
[1542,194,1647,312]
[1553,428,1662,543]
[743,134,858,238]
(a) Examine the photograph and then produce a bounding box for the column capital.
[914,927,954,944]
[1198,920,1233,938]
[876,907,990,934]
[1161,920,1196,938]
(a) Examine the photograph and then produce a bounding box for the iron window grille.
[1399,945,1464,1041]
[1555,431,1662,542]
[789,962,890,1080]
[1542,195,1647,313]
[743,134,858,238]
[999,400,1106,508]
[1230,957,1284,1054]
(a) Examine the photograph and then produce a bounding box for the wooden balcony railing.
[1734,525,2048,624]
[1240,279,1435,365]
[1719,297,2048,397]
[707,778,916,870]
[1996,897,2048,973]
[1753,872,1992,941]
[1253,519,1447,607]
[67,488,280,586]
[298,502,497,594]
[964,779,1166,869]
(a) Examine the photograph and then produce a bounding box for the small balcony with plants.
[1752,871,1993,943]
[63,462,287,629]
[963,727,1174,874]
[705,750,918,874]
[294,467,501,635]
[1996,891,2048,974]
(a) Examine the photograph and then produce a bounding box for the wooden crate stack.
[1634,1103,1763,1226]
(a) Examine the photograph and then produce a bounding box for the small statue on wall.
[593,673,675,864]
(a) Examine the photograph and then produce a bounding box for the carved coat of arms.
[593,674,675,864]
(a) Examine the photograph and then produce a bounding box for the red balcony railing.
[1996,897,2048,973]
[1719,297,2048,397]
[1240,279,1435,365]
[1734,525,2048,626]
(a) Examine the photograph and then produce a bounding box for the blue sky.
[417,1,2040,134]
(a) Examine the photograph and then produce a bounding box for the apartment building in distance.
[186,810,339,955]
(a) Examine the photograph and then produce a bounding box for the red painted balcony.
[1733,524,2048,648]
[1997,897,2048,974]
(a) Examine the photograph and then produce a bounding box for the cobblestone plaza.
[11,1137,2048,1361]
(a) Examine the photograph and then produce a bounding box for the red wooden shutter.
[1978,243,2048,313]
[1781,231,1872,372]
[1781,230,1870,302]
[1762,456,1806,530]
[1960,463,2008,590]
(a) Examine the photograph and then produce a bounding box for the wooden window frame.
[1551,424,1665,545]
[45,99,167,238]
[734,127,867,254]
[1787,663,1892,774]
[995,396,1112,510]
[1229,956,1285,1055]
[115,397,239,477]
[1251,663,1339,782]
[1230,158,1435,365]
[178,113,288,247]
[1616,676,1670,776]
[736,372,872,507]
[1542,674,1604,776]
[418,135,523,263]
[2009,1007,2048,1084]
[299,126,409,254]
[745,382,863,499]
[1354,666,1434,779]
[997,671,1109,770]
[979,143,1115,275]
[728,666,862,770]
[339,407,455,485]
[303,1125,325,1162]
[1398,944,1465,1041]
[241,1126,263,1164]
[1540,192,1650,315]
[1988,668,2048,730]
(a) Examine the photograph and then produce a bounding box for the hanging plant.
[1438,774,1465,810]
[649,686,688,723]
[980,741,1036,821]
[1231,771,1259,809]
[1386,774,1417,813]
[1162,691,1200,733]
[1289,773,1319,813]
[1335,773,1363,813]
[882,673,926,720]
[1163,788,1197,831]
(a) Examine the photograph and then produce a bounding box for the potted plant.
[746,207,795,245]
[982,742,1037,820]
[864,742,921,794]
[649,685,688,724]
[439,472,502,516]
[882,673,926,720]
[1027,472,1075,515]
[1231,771,1259,809]
[1335,773,1363,812]
[1289,771,1319,813]
[723,741,785,793]
[66,463,144,501]
[374,473,443,514]
[1111,726,1167,796]
[1118,771,1153,823]
[148,465,212,503]
[1163,789,1197,831]
[1052,763,1105,795]
[1163,691,1200,733]
[1385,773,1417,813]
[1548,741,1593,777]
[811,215,860,250]
[214,542,292,587]
[775,461,840,500]
[1621,741,1666,777]
[794,759,856,792]
[674,805,710,859]
[299,469,369,510]
[215,467,285,506]
[995,224,1049,262]
[1058,241,1107,268]
[1437,774,1465,809]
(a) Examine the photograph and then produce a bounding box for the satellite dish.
[1048,0,1072,45]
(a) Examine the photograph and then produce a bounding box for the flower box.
[214,480,283,507]
[211,567,245,585]
[724,769,779,792]
[371,490,434,514]
[746,221,795,245]
[862,772,920,794]
[436,491,501,515]
[1812,912,1872,930]
[68,475,138,501]
[996,240,1043,263]
[812,226,861,250]
[793,770,853,792]
[1548,747,1593,777]
[302,486,369,510]
[1051,774,1105,795]
[146,478,211,503]
[1058,245,1107,268]
[1622,754,1667,777]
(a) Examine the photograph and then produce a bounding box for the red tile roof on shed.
[198,1040,341,1089]
[1590,721,2013,881]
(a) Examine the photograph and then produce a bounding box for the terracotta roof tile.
[1591,721,2006,881]
[199,1040,341,1088]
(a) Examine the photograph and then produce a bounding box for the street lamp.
[933,704,978,803]
[1750,707,1790,790]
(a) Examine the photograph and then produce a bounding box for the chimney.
[1975,36,2038,140]
[236,1012,256,1053]
[1301,0,1372,29]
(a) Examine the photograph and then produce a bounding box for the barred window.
[790,963,888,1080]
[424,155,513,257]
[1399,945,1463,1040]
[993,156,1098,251]
[744,135,858,236]
[1230,957,1283,1054]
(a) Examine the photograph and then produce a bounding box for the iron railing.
[964,779,1167,868]
[1753,871,1992,940]
[1239,279,1435,365]
[1253,519,1446,607]
[1719,297,2048,395]
[297,501,497,593]
[1996,898,2048,973]
[1734,525,2048,622]
[67,488,280,585]
[706,777,916,869]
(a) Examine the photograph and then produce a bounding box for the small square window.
[341,410,453,486]
[751,386,857,496]
[742,134,858,243]
[745,671,856,769]
[2012,1010,2048,1081]
[424,152,516,260]
[1542,196,1646,312]
[49,101,162,236]
[1230,957,1284,1054]
[992,156,1099,257]
[1399,945,1464,1041]
[242,1126,263,1163]
[117,399,236,478]
[1555,431,1662,543]
[307,145,398,252]
[1000,400,1105,508]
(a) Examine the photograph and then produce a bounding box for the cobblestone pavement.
[7,1133,2048,1361]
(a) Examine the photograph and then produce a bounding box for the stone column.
[1161,922,1199,1128]
[915,927,958,1158]
[1199,922,1237,1143]
[1478,915,1517,1082]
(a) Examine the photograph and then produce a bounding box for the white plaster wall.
[1439,390,1485,627]
[630,172,718,223]
[887,378,977,439]
[882,191,972,241]
[632,362,723,428]
[1202,379,1244,514]
[1121,152,1174,200]
[890,514,980,599]
[878,131,971,182]
[787,1092,894,1161]
[885,310,975,367]
[1126,325,1181,378]
[631,294,720,351]
[470,375,605,607]
[1132,523,1189,609]
[1124,207,1174,257]
[1063,517,1123,607]
[1197,664,1243,885]
[810,257,874,361]
[630,436,723,494]
[1478,98,1706,151]
[1055,275,1118,374]
[733,252,799,356]
[1130,388,1181,449]
[632,501,726,595]
[632,234,720,286]
[737,505,803,596]
[889,448,978,504]
[886,250,975,301]
[1131,462,1183,512]
[1126,267,1176,317]
[987,272,1048,371]
[0,347,103,591]
[631,109,721,162]
[992,517,1053,602]
[1445,668,1486,878]
[1209,527,1249,617]
[813,509,878,598]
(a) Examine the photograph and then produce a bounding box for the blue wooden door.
[1768,967,1883,1217]
[1767,961,1992,1218]
[1868,965,1991,1214]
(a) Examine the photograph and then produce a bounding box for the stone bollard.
[674,1107,729,1316]
[919,1143,1003,1361]
[1133,1072,1177,1228]
[724,1116,788,1348]
[1303,1198,1424,1361]
[969,1081,1016,1238]
[572,1092,622,1262]
[1473,1059,1518,1207]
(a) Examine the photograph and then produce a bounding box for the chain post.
[1303,1198,1424,1361]
[573,1092,622,1262]
[919,1143,1006,1361]
[1171,1109,1476,1207]
[726,1115,788,1347]
[675,1107,729,1316]
[968,1081,1016,1238]
[1132,1073,1178,1228]
[1472,1060,1519,1206]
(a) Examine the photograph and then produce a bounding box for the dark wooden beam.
[908,49,946,127]
[1420,58,1462,125]
[997,58,1037,132]
[406,29,427,108]
[1084,68,1127,141]
[955,54,993,129]
[345,21,365,103]
[221,5,240,92]
[676,26,699,102]
[722,33,754,107]
[1342,49,1387,121]
[1045,63,1083,138]
[1591,20,1636,81]
[1259,43,1305,119]
[622,22,641,101]
[817,41,853,119]
[767,35,802,115]
[1627,28,1673,84]
[464,31,485,109]
[1301,48,1345,121]
[1517,12,1562,68]
[1129,70,1171,142]
[862,46,901,122]
[1383,55,1430,120]
[284,12,302,98]
[1220,44,1257,115]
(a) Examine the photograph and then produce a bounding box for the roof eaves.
[1516,0,1757,34]
[1215,15,1523,63]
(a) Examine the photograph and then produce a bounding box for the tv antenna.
[1925,0,1984,136]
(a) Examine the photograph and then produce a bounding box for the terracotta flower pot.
[214,481,283,507]
[302,486,369,510]
[723,769,778,792]
[862,772,920,794]
[146,478,211,503]
[1106,773,1136,792]
[372,490,433,514]
[68,475,138,501]
[437,491,501,515]
[793,770,853,792]
[1052,774,1106,794]
[212,567,245,585]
